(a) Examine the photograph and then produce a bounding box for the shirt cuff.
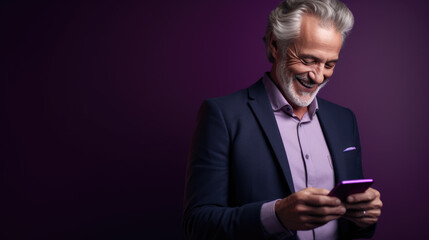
[260,199,294,237]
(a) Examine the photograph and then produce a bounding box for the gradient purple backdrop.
[2,0,429,239]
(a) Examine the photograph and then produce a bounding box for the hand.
[343,187,383,228]
[275,187,346,230]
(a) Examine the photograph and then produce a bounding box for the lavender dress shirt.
[260,74,337,240]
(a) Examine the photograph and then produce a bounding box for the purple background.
[2,0,429,239]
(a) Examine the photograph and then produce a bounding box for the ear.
[269,32,279,61]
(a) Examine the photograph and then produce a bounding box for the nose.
[309,64,325,84]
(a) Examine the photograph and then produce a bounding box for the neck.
[291,105,308,120]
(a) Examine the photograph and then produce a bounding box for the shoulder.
[317,97,356,118]
[202,79,265,114]
[205,88,248,109]
[316,97,359,137]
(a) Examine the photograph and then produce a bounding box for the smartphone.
[328,179,374,201]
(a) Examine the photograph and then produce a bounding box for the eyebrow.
[298,54,339,63]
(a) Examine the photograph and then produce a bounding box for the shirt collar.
[262,72,318,118]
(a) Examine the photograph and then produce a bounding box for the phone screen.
[328,179,374,201]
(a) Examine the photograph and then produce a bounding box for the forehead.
[295,15,342,60]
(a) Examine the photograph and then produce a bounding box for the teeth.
[296,77,315,88]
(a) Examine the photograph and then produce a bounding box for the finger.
[343,209,381,219]
[305,194,342,207]
[342,214,379,227]
[294,188,341,207]
[300,205,346,216]
[345,199,383,211]
[345,202,370,211]
[302,213,343,225]
[304,187,331,196]
[342,216,378,228]
[347,188,380,203]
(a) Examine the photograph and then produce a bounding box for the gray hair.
[264,0,354,62]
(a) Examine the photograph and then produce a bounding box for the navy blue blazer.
[183,79,374,239]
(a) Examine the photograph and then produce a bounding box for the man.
[183,0,382,239]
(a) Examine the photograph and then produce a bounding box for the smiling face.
[271,15,343,109]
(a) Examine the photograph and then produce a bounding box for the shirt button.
[305,154,309,159]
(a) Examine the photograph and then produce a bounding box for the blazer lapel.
[316,99,346,183]
[247,80,295,193]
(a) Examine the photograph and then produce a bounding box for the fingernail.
[347,196,354,202]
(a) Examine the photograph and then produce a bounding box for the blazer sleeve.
[183,99,267,240]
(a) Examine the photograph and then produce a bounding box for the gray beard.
[275,59,328,107]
